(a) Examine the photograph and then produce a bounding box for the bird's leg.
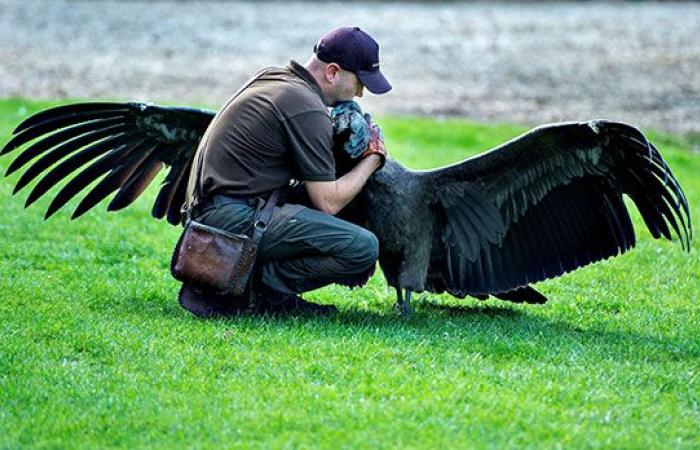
[395,287,412,318]
[403,289,412,318]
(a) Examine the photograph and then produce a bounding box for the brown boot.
[178,283,246,318]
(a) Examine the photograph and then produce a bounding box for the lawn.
[1,98,698,449]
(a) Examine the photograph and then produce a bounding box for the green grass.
[1,98,698,449]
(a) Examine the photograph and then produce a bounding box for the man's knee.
[345,229,379,272]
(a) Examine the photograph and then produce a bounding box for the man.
[179,26,392,317]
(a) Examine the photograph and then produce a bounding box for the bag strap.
[236,188,280,307]
[184,67,272,223]
[251,189,281,247]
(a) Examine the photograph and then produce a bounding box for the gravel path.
[2,0,699,134]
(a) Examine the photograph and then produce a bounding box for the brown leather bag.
[171,190,280,296]
[171,221,256,296]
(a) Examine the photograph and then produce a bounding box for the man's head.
[305,26,391,106]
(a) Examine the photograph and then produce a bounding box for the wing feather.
[425,120,690,297]
[12,103,131,134]
[12,123,129,192]
[1,102,215,223]
[4,110,131,153]
[493,286,548,304]
[70,142,158,219]
[166,170,191,225]
[25,132,136,207]
[108,150,166,212]
[44,137,151,218]
[152,155,191,220]
[5,117,127,175]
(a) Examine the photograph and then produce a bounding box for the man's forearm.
[306,155,382,215]
[333,154,382,210]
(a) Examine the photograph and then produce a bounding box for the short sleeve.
[285,111,336,182]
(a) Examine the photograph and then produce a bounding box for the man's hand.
[360,124,387,170]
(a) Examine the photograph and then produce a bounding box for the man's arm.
[306,154,382,216]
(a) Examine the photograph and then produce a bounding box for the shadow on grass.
[137,291,699,365]
[419,301,524,318]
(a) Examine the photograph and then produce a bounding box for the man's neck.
[304,58,332,106]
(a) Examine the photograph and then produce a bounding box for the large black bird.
[1,102,692,315]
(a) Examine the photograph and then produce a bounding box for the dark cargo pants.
[191,195,378,295]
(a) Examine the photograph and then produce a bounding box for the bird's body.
[1,103,692,312]
[350,161,431,290]
[337,121,692,308]
[337,153,561,306]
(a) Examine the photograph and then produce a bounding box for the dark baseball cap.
[313,26,392,95]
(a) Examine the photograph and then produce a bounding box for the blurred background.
[1,0,699,136]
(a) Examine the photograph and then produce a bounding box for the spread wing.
[423,120,692,298]
[1,102,214,225]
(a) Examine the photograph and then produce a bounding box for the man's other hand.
[361,124,387,169]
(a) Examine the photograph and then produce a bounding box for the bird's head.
[330,101,386,177]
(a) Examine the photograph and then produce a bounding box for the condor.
[1,103,692,315]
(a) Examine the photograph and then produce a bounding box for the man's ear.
[325,63,341,83]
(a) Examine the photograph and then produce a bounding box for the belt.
[217,189,277,202]
[213,192,276,208]
[183,191,277,226]
[212,194,255,206]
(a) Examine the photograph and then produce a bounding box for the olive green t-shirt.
[186,60,335,207]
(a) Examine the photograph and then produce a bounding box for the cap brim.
[356,69,392,95]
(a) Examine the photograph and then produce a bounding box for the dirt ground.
[1,0,699,134]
